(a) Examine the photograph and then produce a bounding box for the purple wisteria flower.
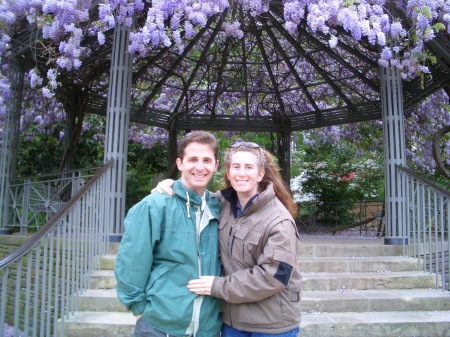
[223,21,244,38]
[0,0,448,154]
[328,35,338,48]
[29,69,43,88]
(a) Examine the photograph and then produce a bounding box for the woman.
[156,140,302,336]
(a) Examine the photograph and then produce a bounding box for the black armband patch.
[274,262,293,286]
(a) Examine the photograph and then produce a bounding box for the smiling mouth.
[193,173,208,178]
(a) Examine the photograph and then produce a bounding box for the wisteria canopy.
[0,0,449,161]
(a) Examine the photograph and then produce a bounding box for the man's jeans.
[221,324,300,337]
[134,318,219,337]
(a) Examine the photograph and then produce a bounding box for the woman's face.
[226,150,264,197]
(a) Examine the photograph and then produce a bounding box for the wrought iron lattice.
[8,1,450,134]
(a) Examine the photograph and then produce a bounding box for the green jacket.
[114,180,222,337]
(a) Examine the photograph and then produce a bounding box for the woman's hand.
[151,179,175,195]
[187,276,215,296]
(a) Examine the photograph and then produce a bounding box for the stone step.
[90,269,438,291]
[108,237,415,258]
[78,289,124,312]
[68,238,448,337]
[298,256,418,273]
[78,288,450,314]
[61,312,134,337]
[302,288,450,313]
[301,271,437,291]
[61,310,450,337]
[100,255,116,270]
[108,243,120,255]
[90,270,117,289]
[101,254,419,274]
[298,239,403,258]
[101,239,408,271]
[300,310,450,337]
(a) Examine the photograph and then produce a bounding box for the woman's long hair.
[223,145,298,218]
[260,149,298,217]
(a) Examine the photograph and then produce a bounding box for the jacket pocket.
[237,298,280,325]
[233,227,262,265]
[146,264,170,294]
[218,218,228,231]
[280,271,302,324]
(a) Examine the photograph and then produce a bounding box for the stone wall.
[0,234,28,260]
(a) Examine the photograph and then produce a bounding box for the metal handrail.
[0,159,114,336]
[6,168,100,234]
[397,165,450,197]
[398,165,450,292]
[8,166,103,184]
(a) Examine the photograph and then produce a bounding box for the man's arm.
[114,200,156,316]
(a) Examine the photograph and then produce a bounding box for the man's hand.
[151,179,175,195]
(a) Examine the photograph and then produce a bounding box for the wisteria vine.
[0,0,449,173]
[0,1,448,90]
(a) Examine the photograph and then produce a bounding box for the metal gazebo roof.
[9,1,450,133]
[81,2,450,133]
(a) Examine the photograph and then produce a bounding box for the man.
[114,131,222,337]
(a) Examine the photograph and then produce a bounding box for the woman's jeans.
[134,318,220,337]
[221,324,300,337]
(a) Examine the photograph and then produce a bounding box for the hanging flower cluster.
[0,0,448,75]
[405,88,450,173]
[0,0,449,158]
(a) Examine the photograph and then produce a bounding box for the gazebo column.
[0,59,24,233]
[104,23,133,237]
[380,65,407,245]
[167,129,178,178]
[277,131,291,185]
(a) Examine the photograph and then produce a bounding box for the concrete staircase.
[62,237,450,337]
[299,237,450,336]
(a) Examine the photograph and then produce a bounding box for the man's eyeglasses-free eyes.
[229,139,260,149]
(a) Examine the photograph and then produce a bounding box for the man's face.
[176,142,219,195]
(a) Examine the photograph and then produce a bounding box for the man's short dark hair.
[178,131,219,161]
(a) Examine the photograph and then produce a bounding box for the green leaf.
[432,22,445,32]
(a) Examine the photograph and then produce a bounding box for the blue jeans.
[134,318,220,337]
[221,324,300,337]
[134,318,176,337]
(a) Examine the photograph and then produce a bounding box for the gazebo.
[0,1,449,245]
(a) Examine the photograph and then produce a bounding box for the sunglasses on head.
[229,139,260,149]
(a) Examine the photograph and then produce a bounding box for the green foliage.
[303,143,358,223]
[214,131,277,165]
[17,126,63,177]
[292,131,384,227]
[16,115,169,213]
[125,168,154,210]
[207,169,226,193]
[74,115,105,168]
[125,141,167,210]
[17,114,104,177]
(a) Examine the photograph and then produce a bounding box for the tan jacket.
[211,183,302,334]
